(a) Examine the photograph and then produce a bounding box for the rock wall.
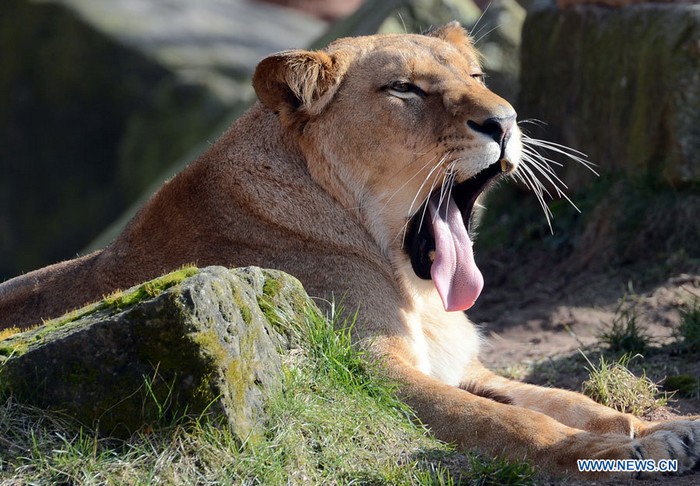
[0,0,324,281]
[518,2,700,188]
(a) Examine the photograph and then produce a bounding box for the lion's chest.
[399,266,482,386]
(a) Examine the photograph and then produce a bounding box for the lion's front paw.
[563,420,700,477]
[632,419,700,474]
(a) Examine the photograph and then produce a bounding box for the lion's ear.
[425,21,475,51]
[253,49,345,121]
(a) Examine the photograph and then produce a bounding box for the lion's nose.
[467,115,516,145]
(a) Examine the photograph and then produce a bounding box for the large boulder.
[0,266,311,441]
[518,2,700,187]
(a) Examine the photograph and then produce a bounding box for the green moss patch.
[0,265,199,362]
[101,263,198,311]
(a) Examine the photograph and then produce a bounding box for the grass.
[0,300,536,485]
[675,294,700,354]
[596,292,651,356]
[552,291,669,417]
[0,327,20,342]
[504,287,699,420]
[662,374,700,398]
[466,455,536,486]
[580,352,670,417]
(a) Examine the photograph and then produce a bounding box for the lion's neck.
[300,143,365,220]
[395,259,482,386]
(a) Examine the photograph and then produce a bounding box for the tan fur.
[1,22,698,476]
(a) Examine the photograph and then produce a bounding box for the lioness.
[1,23,698,476]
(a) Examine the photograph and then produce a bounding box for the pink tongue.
[428,193,484,312]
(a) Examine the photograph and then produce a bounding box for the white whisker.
[473,24,501,46]
[434,163,457,224]
[523,153,570,192]
[397,12,407,34]
[416,159,445,234]
[524,136,589,159]
[520,157,555,198]
[397,153,451,245]
[381,154,441,214]
[517,162,554,231]
[518,118,548,129]
[514,131,596,232]
[519,161,554,201]
[524,137,597,175]
[522,145,564,168]
[525,155,581,213]
[407,155,445,219]
[469,2,492,42]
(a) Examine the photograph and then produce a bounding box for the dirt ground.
[469,243,700,484]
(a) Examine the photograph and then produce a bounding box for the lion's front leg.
[461,360,642,436]
[380,347,700,476]
[463,360,700,451]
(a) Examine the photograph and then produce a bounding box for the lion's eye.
[471,73,486,83]
[386,81,426,100]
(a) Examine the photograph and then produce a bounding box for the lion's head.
[253,22,522,312]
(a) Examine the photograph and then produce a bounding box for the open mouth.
[403,159,506,312]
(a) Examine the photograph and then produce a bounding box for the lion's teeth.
[500,159,508,172]
[428,250,436,263]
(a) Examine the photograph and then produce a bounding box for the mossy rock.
[0,266,312,441]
